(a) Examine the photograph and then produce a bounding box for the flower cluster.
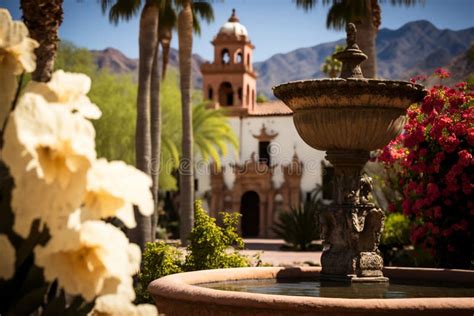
[0,9,156,315]
[0,9,39,128]
[377,71,473,268]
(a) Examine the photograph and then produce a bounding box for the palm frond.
[382,0,425,6]
[107,0,142,25]
[293,0,333,11]
[193,1,214,23]
[326,0,369,30]
[159,0,177,29]
[192,104,238,169]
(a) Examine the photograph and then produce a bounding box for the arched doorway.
[240,191,259,237]
[218,82,234,106]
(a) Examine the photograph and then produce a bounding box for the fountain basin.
[148,267,474,316]
[273,79,426,151]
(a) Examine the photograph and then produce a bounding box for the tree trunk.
[159,27,172,80]
[20,0,64,82]
[129,2,159,251]
[150,36,161,241]
[178,1,194,246]
[354,0,377,78]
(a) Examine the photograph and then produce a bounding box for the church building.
[196,10,328,238]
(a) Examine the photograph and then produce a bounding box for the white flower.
[89,294,157,316]
[0,8,39,128]
[81,159,154,228]
[0,9,39,74]
[25,70,102,119]
[34,221,141,302]
[1,93,96,237]
[0,234,15,280]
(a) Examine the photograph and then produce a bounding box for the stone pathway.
[241,238,322,267]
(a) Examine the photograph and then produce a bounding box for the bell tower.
[201,9,257,116]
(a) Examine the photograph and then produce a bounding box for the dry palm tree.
[294,0,423,78]
[20,0,64,82]
[101,0,159,250]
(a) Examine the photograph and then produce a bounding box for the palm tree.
[101,0,213,245]
[294,0,422,78]
[159,1,213,79]
[158,102,239,191]
[177,0,194,245]
[20,0,64,82]
[192,104,238,170]
[101,0,159,250]
[150,28,162,239]
[158,1,177,80]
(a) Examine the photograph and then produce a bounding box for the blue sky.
[3,0,474,62]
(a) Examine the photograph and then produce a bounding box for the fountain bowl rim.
[272,78,426,92]
[148,266,474,313]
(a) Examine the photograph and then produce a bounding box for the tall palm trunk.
[150,38,161,241]
[178,0,194,245]
[20,0,64,82]
[354,0,377,78]
[129,2,159,250]
[159,27,172,80]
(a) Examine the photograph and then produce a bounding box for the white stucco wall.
[195,115,327,198]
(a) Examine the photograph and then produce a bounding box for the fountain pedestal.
[273,23,426,283]
[320,150,387,282]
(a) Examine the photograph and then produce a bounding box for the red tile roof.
[248,100,293,116]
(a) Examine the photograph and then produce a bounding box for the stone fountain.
[273,23,426,282]
[148,24,474,316]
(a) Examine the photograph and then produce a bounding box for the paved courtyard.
[241,238,322,267]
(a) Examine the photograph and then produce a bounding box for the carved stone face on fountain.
[273,24,427,282]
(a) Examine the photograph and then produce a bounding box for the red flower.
[402,200,412,215]
[455,82,467,90]
[434,67,451,79]
[377,77,472,264]
[427,183,440,201]
[439,134,460,153]
[468,127,474,146]
[458,150,472,167]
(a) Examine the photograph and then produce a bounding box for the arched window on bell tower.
[246,84,250,106]
[219,82,233,106]
[221,48,231,64]
[235,50,243,64]
[208,86,213,100]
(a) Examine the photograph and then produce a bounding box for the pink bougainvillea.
[377,70,473,268]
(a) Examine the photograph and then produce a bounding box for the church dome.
[218,9,248,37]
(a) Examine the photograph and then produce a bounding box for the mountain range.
[91,20,474,97]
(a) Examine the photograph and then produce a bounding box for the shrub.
[272,188,323,250]
[379,213,435,267]
[137,201,249,303]
[377,70,473,268]
[381,213,411,246]
[184,201,249,270]
[137,242,183,303]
